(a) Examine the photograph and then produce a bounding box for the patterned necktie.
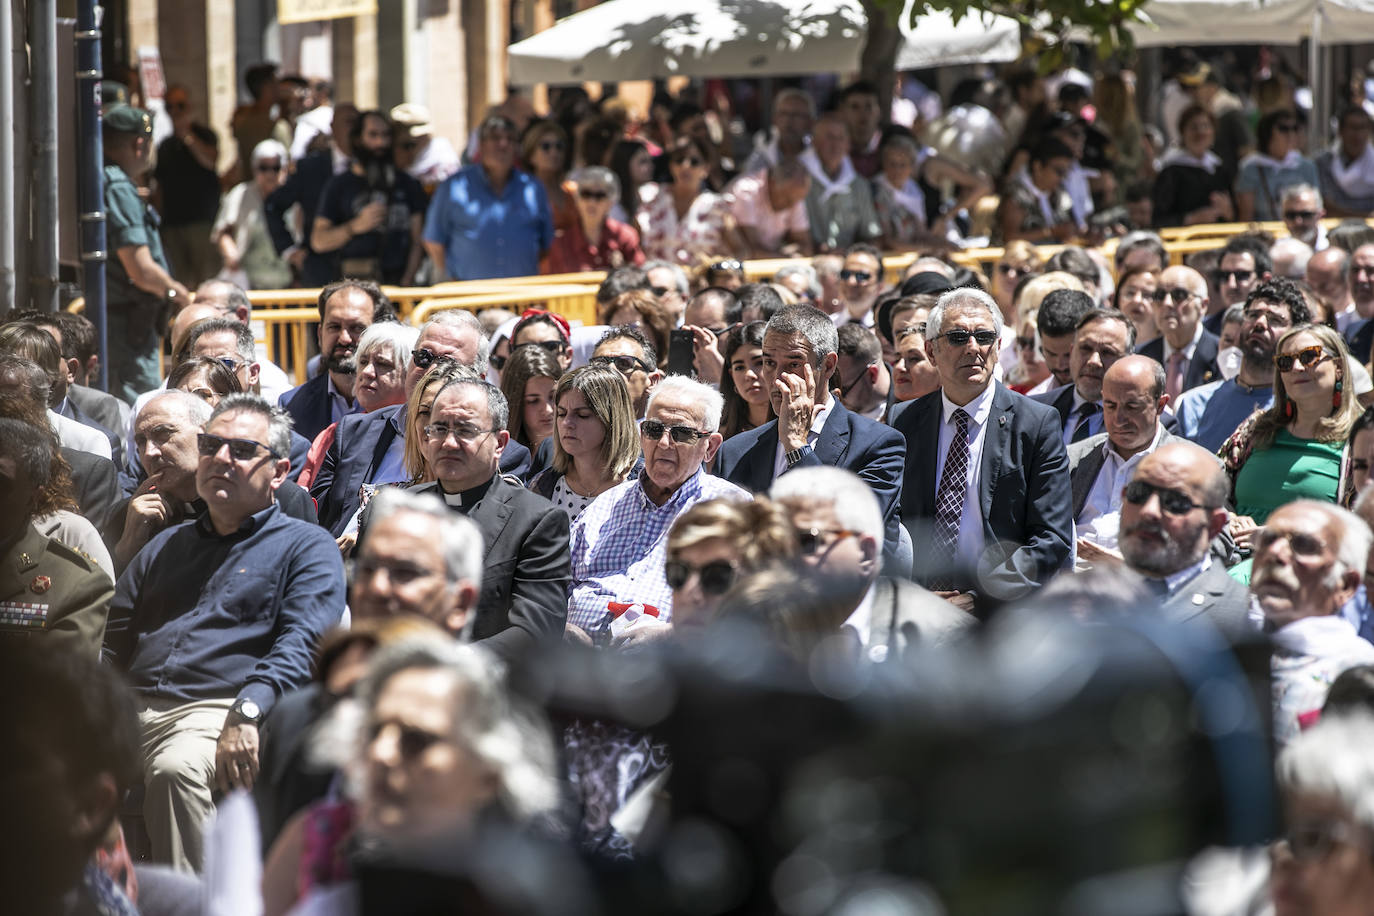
[1166,351,1187,403]
[931,408,970,588]
[1071,402,1100,443]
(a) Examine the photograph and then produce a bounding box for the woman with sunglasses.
[544,166,645,274]
[1113,266,1160,345]
[1236,110,1320,221]
[498,344,562,476]
[636,135,746,267]
[528,365,639,519]
[718,321,772,440]
[990,240,1043,319]
[1221,324,1363,559]
[1151,104,1235,228]
[210,138,291,289]
[520,120,575,237]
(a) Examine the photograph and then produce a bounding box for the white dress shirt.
[1077,424,1166,550]
[1162,320,1205,367]
[772,395,834,478]
[935,383,997,564]
[1060,388,1101,446]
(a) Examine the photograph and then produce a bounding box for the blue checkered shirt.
[567,468,750,632]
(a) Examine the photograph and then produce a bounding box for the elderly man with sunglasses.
[1136,265,1223,402]
[567,375,748,646]
[104,394,344,872]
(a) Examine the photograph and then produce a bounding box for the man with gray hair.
[716,304,906,572]
[1251,499,1374,743]
[644,259,690,327]
[1280,183,1326,249]
[739,86,815,175]
[771,467,973,663]
[568,375,749,643]
[105,393,345,871]
[892,287,1072,606]
[1269,236,1314,280]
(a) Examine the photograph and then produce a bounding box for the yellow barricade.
[410,284,601,328]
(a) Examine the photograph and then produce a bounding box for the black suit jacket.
[410,476,570,660]
[1035,383,1180,439]
[1135,331,1223,396]
[713,400,907,572]
[1347,318,1374,365]
[891,383,1073,600]
[63,446,119,532]
[279,372,335,443]
[312,405,531,536]
[264,151,336,287]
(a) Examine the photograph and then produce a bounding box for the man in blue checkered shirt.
[567,375,749,644]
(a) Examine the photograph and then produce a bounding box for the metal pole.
[1309,8,1323,153]
[0,0,14,317]
[75,0,106,389]
[30,0,58,312]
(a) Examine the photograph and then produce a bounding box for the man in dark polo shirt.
[104,103,191,402]
[104,394,344,872]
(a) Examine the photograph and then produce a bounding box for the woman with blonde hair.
[402,358,472,485]
[528,364,639,518]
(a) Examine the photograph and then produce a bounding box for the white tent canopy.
[1129,0,1374,46]
[507,0,1022,85]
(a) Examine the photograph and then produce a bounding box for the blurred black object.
[517,606,1274,916]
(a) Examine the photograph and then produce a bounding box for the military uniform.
[0,523,114,660]
[104,103,174,404]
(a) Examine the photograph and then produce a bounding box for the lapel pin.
[1191,593,1205,605]
[999,415,1007,427]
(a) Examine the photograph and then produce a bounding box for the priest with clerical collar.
[408,376,570,659]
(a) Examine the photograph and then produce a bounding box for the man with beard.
[1117,440,1250,638]
[278,280,394,441]
[1032,308,1135,445]
[311,109,427,285]
[1175,279,1310,452]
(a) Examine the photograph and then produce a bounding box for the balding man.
[1117,440,1250,637]
[1306,247,1353,330]
[1342,244,1374,363]
[1069,356,1175,559]
[1135,265,1222,401]
[1251,500,1374,743]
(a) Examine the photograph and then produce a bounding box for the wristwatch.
[784,444,813,467]
[230,698,262,725]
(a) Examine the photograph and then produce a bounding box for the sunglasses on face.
[1122,479,1212,515]
[936,328,998,347]
[516,340,567,356]
[672,155,704,168]
[1284,209,1318,221]
[710,259,743,272]
[997,263,1026,277]
[590,354,652,374]
[577,189,610,201]
[798,526,859,555]
[665,559,737,595]
[538,140,565,152]
[196,433,280,462]
[840,269,873,283]
[640,419,707,443]
[1149,287,1196,304]
[1274,345,1331,372]
[1212,269,1255,284]
[412,347,444,370]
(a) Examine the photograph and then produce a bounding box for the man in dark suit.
[409,376,569,659]
[278,279,394,442]
[1117,440,1250,638]
[891,287,1072,607]
[1135,264,1222,401]
[1031,307,1136,446]
[715,305,906,571]
[264,103,358,287]
[312,311,529,536]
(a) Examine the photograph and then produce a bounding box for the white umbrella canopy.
[507,0,1021,85]
[1127,0,1314,46]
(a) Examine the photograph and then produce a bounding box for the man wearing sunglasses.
[1251,500,1374,744]
[1281,184,1327,250]
[1209,237,1272,328]
[715,305,906,573]
[1136,265,1222,403]
[568,376,747,644]
[835,243,885,327]
[105,394,345,871]
[590,327,663,420]
[1115,441,1249,636]
[893,287,1072,606]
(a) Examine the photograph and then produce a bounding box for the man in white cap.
[390,102,459,191]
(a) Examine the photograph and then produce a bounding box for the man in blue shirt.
[1174,278,1310,453]
[422,114,553,281]
[105,394,344,872]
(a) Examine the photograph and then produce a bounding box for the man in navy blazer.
[715,305,906,571]
[1134,265,1222,399]
[892,287,1072,606]
[312,310,529,535]
[264,104,358,287]
[278,280,394,442]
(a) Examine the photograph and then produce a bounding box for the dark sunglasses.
[577,189,610,201]
[1274,345,1331,372]
[197,433,280,462]
[710,259,743,272]
[672,155,704,167]
[798,526,859,555]
[255,161,283,172]
[516,339,567,356]
[1211,269,1255,284]
[936,328,998,347]
[640,419,707,443]
[1283,209,1318,221]
[591,353,652,374]
[1122,479,1212,515]
[997,263,1027,277]
[665,559,737,595]
[1149,287,1196,304]
[412,347,441,370]
[840,269,873,283]
[539,140,565,152]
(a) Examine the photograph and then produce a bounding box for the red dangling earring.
[1334,377,1344,411]
[1285,399,1295,420]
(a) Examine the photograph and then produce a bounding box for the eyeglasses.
[935,328,999,347]
[798,526,860,555]
[640,419,708,443]
[840,269,874,283]
[1274,345,1331,372]
[665,559,737,595]
[348,557,436,586]
[196,433,281,461]
[1149,287,1197,304]
[1253,526,1329,558]
[710,259,743,272]
[577,189,610,201]
[515,339,567,356]
[255,161,283,172]
[422,422,496,443]
[538,140,565,152]
[1211,269,1255,284]
[1122,479,1213,515]
[1274,821,1370,863]
[590,353,653,375]
[216,356,244,372]
[1283,209,1318,221]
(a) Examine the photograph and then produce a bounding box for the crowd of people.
[11,52,1374,915]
